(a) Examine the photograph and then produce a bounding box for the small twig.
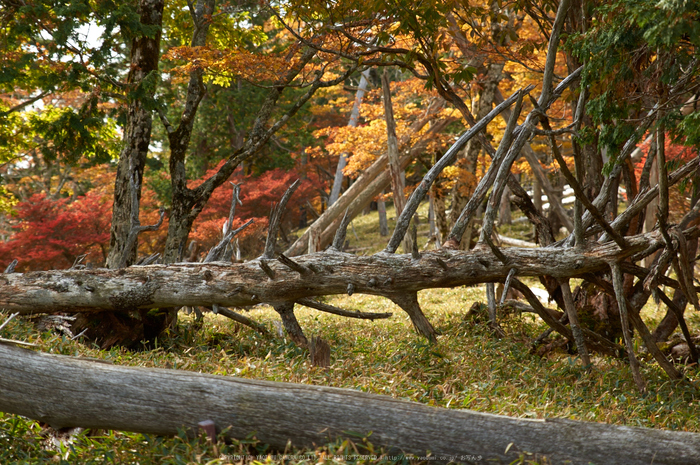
[70,328,89,341]
[0,312,19,332]
[483,234,510,266]
[204,219,254,262]
[259,260,276,279]
[71,254,88,270]
[216,306,271,338]
[533,313,568,346]
[0,337,38,347]
[499,268,518,307]
[296,298,392,320]
[264,180,301,259]
[277,254,309,275]
[223,182,242,237]
[205,184,249,262]
[331,209,352,251]
[136,253,161,266]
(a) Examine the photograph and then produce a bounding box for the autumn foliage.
[0,191,112,272]
[189,164,320,259]
[0,162,319,270]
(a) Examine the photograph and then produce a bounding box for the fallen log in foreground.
[1,343,699,465]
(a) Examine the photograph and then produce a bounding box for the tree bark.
[105,0,164,269]
[1,343,699,465]
[381,70,410,252]
[0,229,676,316]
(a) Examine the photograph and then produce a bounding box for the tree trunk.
[1,343,699,465]
[0,230,674,316]
[105,0,164,269]
[381,70,411,253]
[328,69,371,206]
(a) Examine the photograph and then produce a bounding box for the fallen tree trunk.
[1,343,698,465]
[0,230,671,315]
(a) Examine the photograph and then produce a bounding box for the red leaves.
[0,166,321,270]
[0,191,112,271]
[189,165,319,258]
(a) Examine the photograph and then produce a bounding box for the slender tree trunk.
[105,0,164,269]
[377,191,388,237]
[160,0,217,264]
[328,70,371,206]
[381,70,411,252]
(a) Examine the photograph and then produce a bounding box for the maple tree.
[188,164,320,259]
[0,190,111,271]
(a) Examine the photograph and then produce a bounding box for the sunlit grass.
[2,201,699,464]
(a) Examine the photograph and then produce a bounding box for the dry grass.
[2,202,700,464]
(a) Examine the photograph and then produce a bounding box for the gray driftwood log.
[0,230,670,315]
[1,343,699,465]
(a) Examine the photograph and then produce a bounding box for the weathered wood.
[273,302,308,347]
[1,343,699,464]
[0,230,674,316]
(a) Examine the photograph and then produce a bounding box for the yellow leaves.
[163,46,288,84]
[440,166,477,195]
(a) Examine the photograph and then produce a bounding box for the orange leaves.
[310,76,449,179]
[163,46,288,84]
[440,166,477,197]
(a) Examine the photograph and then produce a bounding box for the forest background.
[1,0,697,273]
[1,0,700,461]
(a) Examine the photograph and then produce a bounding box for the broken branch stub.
[264,180,301,260]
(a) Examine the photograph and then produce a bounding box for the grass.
[2,203,700,464]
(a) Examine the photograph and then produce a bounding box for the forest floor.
[2,203,700,464]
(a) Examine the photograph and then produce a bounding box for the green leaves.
[568,0,700,159]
